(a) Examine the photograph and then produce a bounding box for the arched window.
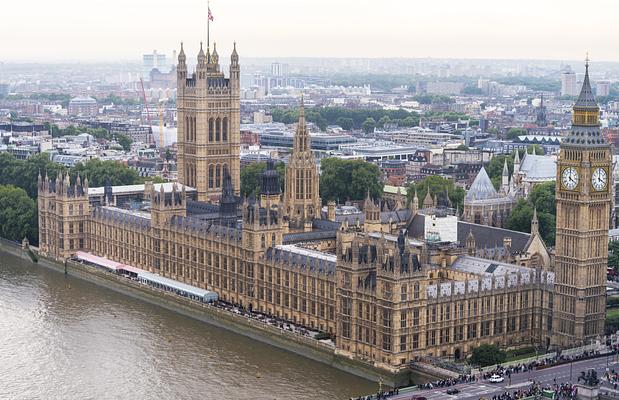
[208,165,214,188]
[185,116,190,140]
[216,164,221,188]
[209,118,214,142]
[261,234,266,249]
[222,117,228,141]
[216,117,221,141]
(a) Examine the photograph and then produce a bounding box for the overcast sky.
[2,0,618,62]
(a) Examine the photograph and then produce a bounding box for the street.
[385,354,619,400]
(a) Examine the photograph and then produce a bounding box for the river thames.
[0,252,375,399]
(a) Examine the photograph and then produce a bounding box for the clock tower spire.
[553,58,612,347]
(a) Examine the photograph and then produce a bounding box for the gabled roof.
[465,167,498,201]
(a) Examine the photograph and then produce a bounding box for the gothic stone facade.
[176,43,241,201]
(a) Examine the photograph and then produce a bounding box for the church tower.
[176,41,241,202]
[283,99,321,232]
[553,60,612,347]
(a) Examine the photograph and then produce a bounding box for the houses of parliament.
[37,44,611,372]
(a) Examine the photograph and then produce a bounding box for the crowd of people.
[481,349,601,380]
[488,381,577,399]
[418,374,477,390]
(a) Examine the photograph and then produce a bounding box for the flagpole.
[207,0,210,53]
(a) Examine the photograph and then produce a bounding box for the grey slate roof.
[457,221,531,253]
[519,154,556,181]
[465,167,498,201]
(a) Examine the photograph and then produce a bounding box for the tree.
[70,159,142,187]
[378,115,390,128]
[320,158,382,202]
[470,344,507,367]
[506,127,527,140]
[609,241,619,272]
[406,175,466,211]
[362,117,376,134]
[506,199,534,234]
[506,182,556,246]
[0,185,38,244]
[486,154,514,190]
[240,161,286,197]
[115,133,132,152]
[336,117,354,131]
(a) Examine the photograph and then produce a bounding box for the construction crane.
[139,78,154,146]
[158,100,169,179]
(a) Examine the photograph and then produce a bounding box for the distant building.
[560,71,578,96]
[596,81,610,97]
[462,166,517,228]
[426,82,464,95]
[68,96,98,116]
[143,50,169,81]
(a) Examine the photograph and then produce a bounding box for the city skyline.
[3,0,619,63]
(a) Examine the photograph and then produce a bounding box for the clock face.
[561,167,579,190]
[591,168,608,191]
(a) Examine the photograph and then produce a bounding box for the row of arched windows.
[208,117,228,142]
[185,115,197,141]
[208,163,228,189]
[184,116,230,143]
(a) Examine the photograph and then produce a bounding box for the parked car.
[489,374,504,383]
[446,388,460,394]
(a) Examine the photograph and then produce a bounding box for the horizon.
[2,0,618,63]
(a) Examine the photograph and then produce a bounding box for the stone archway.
[454,348,461,360]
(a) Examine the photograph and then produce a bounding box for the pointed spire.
[178,42,186,64]
[574,54,597,110]
[231,41,239,65]
[502,158,509,177]
[211,42,219,64]
[197,42,206,64]
[531,207,539,236]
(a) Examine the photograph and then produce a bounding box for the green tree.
[506,199,534,233]
[378,115,390,128]
[609,241,619,271]
[527,144,545,155]
[362,117,376,134]
[470,344,507,367]
[336,117,354,131]
[0,185,38,244]
[406,175,466,211]
[115,133,132,152]
[506,127,527,140]
[240,161,286,197]
[70,159,142,187]
[320,158,382,202]
[486,154,514,190]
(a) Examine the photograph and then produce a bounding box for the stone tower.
[283,99,321,232]
[553,60,612,347]
[176,41,241,202]
[38,171,90,259]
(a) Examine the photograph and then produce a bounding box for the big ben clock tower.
[553,59,612,347]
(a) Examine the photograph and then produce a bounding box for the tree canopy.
[319,158,383,203]
[470,344,507,367]
[270,106,419,131]
[506,182,556,246]
[609,241,619,272]
[70,159,142,187]
[506,127,527,140]
[406,175,466,211]
[0,185,38,244]
[240,161,286,197]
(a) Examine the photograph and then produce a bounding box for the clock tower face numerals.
[561,167,579,190]
[591,168,608,191]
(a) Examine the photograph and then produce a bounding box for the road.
[386,354,619,400]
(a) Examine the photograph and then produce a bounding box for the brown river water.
[0,251,376,400]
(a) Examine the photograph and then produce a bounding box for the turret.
[531,207,539,236]
[410,188,419,215]
[230,42,240,94]
[177,42,187,86]
[501,158,510,194]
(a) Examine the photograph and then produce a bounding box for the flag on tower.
[208,7,214,21]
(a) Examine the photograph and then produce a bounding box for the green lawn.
[607,308,619,319]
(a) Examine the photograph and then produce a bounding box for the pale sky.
[2,0,619,62]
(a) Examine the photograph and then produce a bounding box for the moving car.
[489,374,504,383]
[446,388,460,394]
